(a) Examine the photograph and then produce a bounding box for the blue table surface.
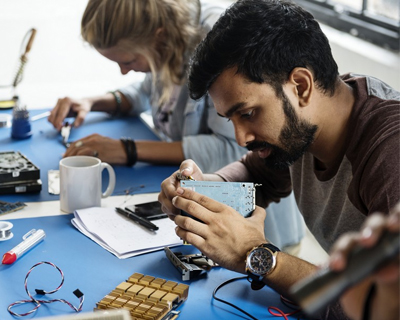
[0,109,304,319]
[0,215,302,320]
[0,108,178,203]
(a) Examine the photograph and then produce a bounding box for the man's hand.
[158,159,205,218]
[170,186,267,273]
[329,203,400,320]
[329,203,400,281]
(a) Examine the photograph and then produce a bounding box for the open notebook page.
[72,207,181,259]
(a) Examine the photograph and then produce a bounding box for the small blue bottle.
[11,99,32,139]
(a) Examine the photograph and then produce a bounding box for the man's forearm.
[264,252,319,297]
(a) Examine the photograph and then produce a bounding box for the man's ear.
[288,67,314,107]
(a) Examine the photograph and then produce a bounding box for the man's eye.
[240,110,254,119]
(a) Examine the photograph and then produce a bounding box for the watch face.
[247,247,274,275]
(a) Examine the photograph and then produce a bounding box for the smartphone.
[125,201,167,220]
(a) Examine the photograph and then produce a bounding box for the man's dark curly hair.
[188,0,339,100]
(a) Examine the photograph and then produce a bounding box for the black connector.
[35,289,45,295]
[73,289,84,298]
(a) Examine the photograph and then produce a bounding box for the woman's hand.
[64,134,127,165]
[48,97,92,130]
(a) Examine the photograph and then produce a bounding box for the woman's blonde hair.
[81,0,202,104]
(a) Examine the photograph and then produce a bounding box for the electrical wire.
[7,261,84,317]
[213,276,304,320]
[213,276,258,320]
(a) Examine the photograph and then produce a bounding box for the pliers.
[61,121,72,148]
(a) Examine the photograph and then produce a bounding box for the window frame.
[294,0,400,51]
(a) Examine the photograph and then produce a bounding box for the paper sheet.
[72,207,181,259]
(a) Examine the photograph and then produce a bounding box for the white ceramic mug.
[59,156,116,213]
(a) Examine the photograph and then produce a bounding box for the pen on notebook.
[2,229,46,265]
[115,207,159,231]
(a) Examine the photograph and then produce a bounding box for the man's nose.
[234,123,254,148]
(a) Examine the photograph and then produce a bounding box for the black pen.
[115,207,159,231]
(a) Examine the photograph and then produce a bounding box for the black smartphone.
[125,201,167,220]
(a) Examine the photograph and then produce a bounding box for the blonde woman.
[48,0,245,172]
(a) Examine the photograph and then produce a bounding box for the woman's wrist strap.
[120,137,137,166]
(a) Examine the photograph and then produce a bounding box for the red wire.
[268,306,290,320]
[268,305,302,319]
[267,294,303,319]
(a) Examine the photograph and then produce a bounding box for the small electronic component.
[180,180,257,218]
[176,172,194,181]
[95,272,189,320]
[0,200,26,215]
[164,247,217,281]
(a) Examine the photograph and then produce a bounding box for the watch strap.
[262,243,280,253]
[247,267,267,290]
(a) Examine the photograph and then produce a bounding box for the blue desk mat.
[0,109,178,203]
[0,215,302,319]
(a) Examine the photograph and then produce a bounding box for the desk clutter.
[95,272,189,320]
[0,151,42,194]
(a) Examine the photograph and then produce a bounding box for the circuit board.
[180,181,256,217]
[0,200,26,215]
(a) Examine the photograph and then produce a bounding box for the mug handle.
[100,162,116,198]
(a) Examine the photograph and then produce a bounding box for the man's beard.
[246,93,317,170]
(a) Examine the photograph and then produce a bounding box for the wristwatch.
[245,243,280,290]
